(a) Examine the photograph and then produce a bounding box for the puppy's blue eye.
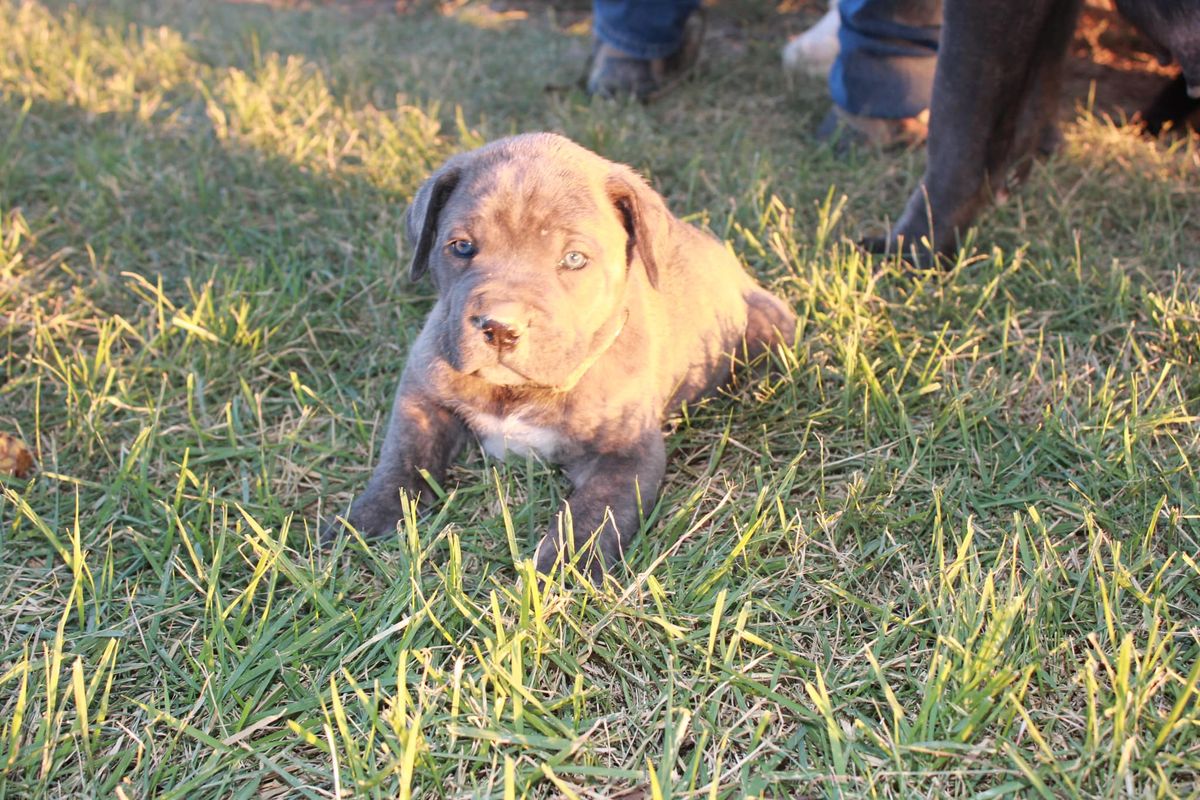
[449,239,477,258]
[559,251,589,270]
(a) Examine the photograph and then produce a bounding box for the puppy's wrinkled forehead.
[449,148,616,239]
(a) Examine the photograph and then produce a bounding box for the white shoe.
[782,3,840,79]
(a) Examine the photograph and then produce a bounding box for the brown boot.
[585,10,705,102]
[817,106,930,152]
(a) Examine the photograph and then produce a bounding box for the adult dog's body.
[331,133,795,579]
[868,0,1200,260]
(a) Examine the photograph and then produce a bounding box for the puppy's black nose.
[470,315,520,351]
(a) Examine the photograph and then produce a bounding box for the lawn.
[1,0,1198,797]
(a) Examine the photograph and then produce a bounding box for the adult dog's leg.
[865,0,1082,263]
[1137,75,1200,137]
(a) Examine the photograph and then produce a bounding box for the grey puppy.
[328,133,796,580]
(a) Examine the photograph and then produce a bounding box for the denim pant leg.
[830,0,942,119]
[593,0,702,60]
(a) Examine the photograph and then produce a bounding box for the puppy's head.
[405,133,671,390]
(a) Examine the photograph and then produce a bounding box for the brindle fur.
[326,133,797,581]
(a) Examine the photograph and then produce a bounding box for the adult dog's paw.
[858,235,949,271]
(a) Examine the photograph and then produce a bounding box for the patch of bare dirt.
[1066,0,1179,118]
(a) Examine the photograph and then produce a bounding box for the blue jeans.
[593,0,702,60]
[830,0,941,119]
[592,0,941,118]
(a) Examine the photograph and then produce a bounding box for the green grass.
[1,0,1198,796]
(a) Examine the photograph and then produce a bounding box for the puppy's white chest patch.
[468,411,566,462]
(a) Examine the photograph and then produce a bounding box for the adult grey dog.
[326,133,796,581]
[865,0,1200,262]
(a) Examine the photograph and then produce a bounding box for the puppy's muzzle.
[471,315,520,351]
[469,302,526,353]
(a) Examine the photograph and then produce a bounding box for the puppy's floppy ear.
[405,162,464,282]
[607,167,672,290]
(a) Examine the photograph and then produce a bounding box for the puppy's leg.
[325,382,466,542]
[864,0,1081,263]
[535,434,667,583]
[743,289,797,360]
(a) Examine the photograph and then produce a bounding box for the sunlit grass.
[1,0,1198,797]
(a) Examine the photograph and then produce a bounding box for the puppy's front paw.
[533,531,562,576]
[320,493,404,545]
[534,530,606,585]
